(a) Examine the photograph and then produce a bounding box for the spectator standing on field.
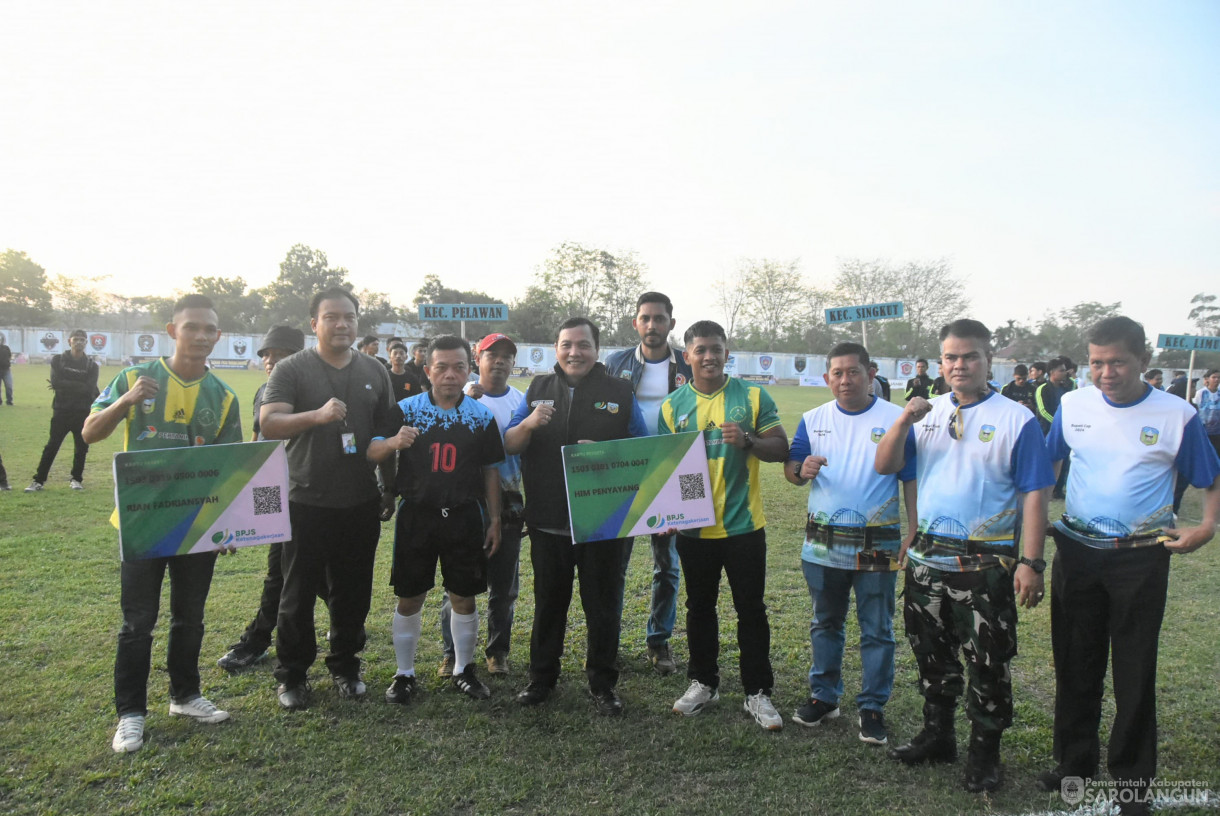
[27,329,99,493]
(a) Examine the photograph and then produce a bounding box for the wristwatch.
[741,431,755,450]
[1019,556,1046,574]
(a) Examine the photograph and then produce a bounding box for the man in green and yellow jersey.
[85,294,243,754]
[660,320,790,730]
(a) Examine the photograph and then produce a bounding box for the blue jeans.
[441,519,524,658]
[801,561,896,712]
[114,551,218,716]
[618,533,680,646]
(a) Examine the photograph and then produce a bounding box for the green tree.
[0,249,53,325]
[191,276,265,333]
[1036,301,1123,363]
[515,243,649,346]
[733,259,812,352]
[1188,292,1220,334]
[830,258,970,358]
[258,244,350,329]
[48,274,107,326]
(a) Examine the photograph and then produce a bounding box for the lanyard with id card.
[323,352,360,456]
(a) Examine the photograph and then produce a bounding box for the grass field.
[0,364,1216,815]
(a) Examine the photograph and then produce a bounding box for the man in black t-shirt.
[1000,364,1036,413]
[369,335,504,704]
[260,289,400,710]
[904,358,933,402]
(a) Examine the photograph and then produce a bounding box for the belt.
[910,533,1015,560]
[805,518,901,550]
[1057,516,1165,549]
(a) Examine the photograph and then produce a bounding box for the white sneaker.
[744,692,783,731]
[70,479,84,490]
[169,695,230,724]
[672,680,719,716]
[24,481,43,493]
[112,715,145,753]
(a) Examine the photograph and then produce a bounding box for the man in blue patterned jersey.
[85,294,243,753]
[369,335,505,705]
[876,318,1053,793]
[661,320,790,731]
[605,291,693,675]
[436,333,526,678]
[1037,317,1220,814]
[785,342,917,746]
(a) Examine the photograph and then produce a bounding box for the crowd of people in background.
[3,293,1218,816]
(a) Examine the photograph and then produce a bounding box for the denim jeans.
[676,529,773,695]
[441,519,524,658]
[114,551,218,716]
[619,533,680,646]
[801,561,896,711]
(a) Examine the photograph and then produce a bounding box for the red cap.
[475,333,517,355]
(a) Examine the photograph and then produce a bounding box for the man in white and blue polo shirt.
[876,318,1054,794]
[1037,316,1220,814]
[785,342,917,747]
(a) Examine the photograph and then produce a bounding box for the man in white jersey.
[876,318,1054,794]
[1037,317,1220,815]
[785,342,917,746]
[434,333,527,677]
[605,292,693,675]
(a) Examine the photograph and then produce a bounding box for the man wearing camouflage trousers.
[876,318,1053,793]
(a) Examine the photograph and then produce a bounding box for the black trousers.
[526,528,627,692]
[676,528,774,695]
[1050,532,1170,791]
[237,541,285,654]
[33,409,89,483]
[275,500,381,684]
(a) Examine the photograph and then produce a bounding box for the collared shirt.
[790,395,915,570]
[1047,384,1220,547]
[659,377,782,539]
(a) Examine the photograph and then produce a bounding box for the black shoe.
[385,674,418,705]
[217,643,268,671]
[1035,766,1091,792]
[888,699,957,765]
[516,681,553,706]
[277,681,311,710]
[792,697,840,728]
[452,665,491,700]
[589,687,624,716]
[331,673,367,699]
[858,709,888,745]
[962,728,1003,793]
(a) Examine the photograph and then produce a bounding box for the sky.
[2,1,1217,341]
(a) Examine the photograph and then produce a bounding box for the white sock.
[392,610,422,677]
[450,609,479,673]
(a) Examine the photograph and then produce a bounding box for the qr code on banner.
[252,485,282,516]
[678,473,705,501]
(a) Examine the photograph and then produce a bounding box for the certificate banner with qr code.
[112,441,291,561]
[561,431,715,544]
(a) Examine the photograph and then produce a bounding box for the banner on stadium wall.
[562,432,715,544]
[112,441,291,561]
[87,332,113,356]
[800,375,828,387]
[228,336,254,359]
